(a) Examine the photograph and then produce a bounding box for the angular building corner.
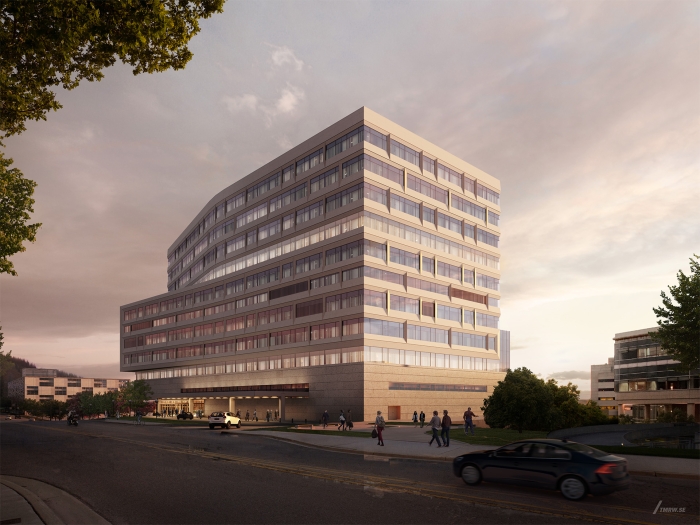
[120,107,506,423]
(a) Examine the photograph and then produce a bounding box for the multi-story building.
[120,107,506,422]
[614,327,699,420]
[591,358,616,415]
[8,368,128,402]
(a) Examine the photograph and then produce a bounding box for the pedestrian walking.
[339,410,346,431]
[322,410,330,428]
[412,411,418,427]
[253,409,258,422]
[428,411,442,447]
[245,410,250,421]
[419,410,426,428]
[441,410,452,447]
[375,410,385,446]
[463,407,476,435]
[266,410,270,422]
[346,410,353,430]
[136,410,142,426]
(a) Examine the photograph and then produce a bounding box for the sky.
[1,1,699,395]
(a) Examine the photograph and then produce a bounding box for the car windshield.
[210,412,224,417]
[560,442,610,458]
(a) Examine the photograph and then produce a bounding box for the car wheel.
[237,422,241,428]
[560,476,587,501]
[461,465,482,485]
[209,424,214,429]
[226,422,231,429]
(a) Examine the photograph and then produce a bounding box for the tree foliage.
[118,379,153,414]
[0,0,224,275]
[1,0,225,138]
[482,367,611,432]
[651,255,700,373]
[0,154,41,275]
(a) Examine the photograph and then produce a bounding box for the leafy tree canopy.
[0,154,41,275]
[482,367,610,432]
[651,255,700,373]
[1,0,225,139]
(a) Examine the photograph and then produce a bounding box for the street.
[1,420,698,524]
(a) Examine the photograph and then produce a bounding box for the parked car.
[176,412,194,420]
[208,412,241,429]
[453,439,629,501]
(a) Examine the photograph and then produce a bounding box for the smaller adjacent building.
[613,327,699,421]
[8,368,129,402]
[591,358,616,415]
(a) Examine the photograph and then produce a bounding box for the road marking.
[8,424,684,525]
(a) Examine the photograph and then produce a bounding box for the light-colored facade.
[591,358,616,415]
[8,368,128,402]
[614,327,699,420]
[120,107,506,422]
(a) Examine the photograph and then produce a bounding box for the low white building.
[8,368,129,402]
[591,358,617,415]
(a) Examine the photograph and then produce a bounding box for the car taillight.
[595,463,617,474]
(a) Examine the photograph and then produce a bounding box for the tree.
[0,155,41,275]
[0,0,225,274]
[651,255,700,373]
[118,379,153,414]
[482,367,611,432]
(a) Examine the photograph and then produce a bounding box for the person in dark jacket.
[419,411,426,428]
[322,410,330,428]
[441,410,452,447]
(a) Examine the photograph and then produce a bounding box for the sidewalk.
[0,476,109,525]
[246,425,700,478]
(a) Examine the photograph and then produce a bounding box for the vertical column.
[687,403,695,419]
[188,398,194,413]
[279,396,286,423]
[644,404,651,420]
[229,397,235,413]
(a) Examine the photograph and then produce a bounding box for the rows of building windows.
[127,264,498,341]
[133,345,504,381]
[190,210,499,291]
[125,286,499,348]
[169,151,499,289]
[168,124,500,276]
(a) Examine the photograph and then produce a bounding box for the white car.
[208,412,241,429]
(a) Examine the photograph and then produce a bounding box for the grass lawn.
[250,427,374,438]
[432,428,548,446]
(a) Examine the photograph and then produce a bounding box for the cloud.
[272,84,304,115]
[222,94,259,113]
[547,371,591,381]
[267,44,304,71]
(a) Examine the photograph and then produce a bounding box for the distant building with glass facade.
[614,327,699,421]
[120,107,506,422]
[8,368,128,402]
[591,358,616,415]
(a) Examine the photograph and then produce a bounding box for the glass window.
[438,261,461,282]
[326,239,386,265]
[247,172,281,202]
[296,298,323,317]
[342,154,403,186]
[437,163,462,187]
[296,201,324,225]
[452,195,485,221]
[476,183,500,205]
[476,312,499,328]
[236,203,267,229]
[407,174,447,205]
[437,212,462,235]
[422,206,435,225]
[437,304,461,322]
[390,294,419,314]
[226,192,245,213]
[407,276,449,296]
[488,210,500,227]
[407,325,448,344]
[282,165,294,182]
[310,272,339,289]
[390,247,419,270]
[310,167,338,193]
[422,256,435,275]
[477,273,499,290]
[390,140,420,166]
[391,194,420,218]
[296,149,323,176]
[296,253,322,274]
[423,157,435,175]
[269,184,307,212]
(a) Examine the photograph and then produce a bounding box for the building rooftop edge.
[613,327,658,340]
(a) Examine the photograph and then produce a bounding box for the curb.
[1,478,63,525]
[0,476,111,525]
[248,434,700,478]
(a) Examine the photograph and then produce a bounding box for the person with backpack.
[339,410,346,431]
[374,411,385,446]
[428,410,442,447]
[412,411,418,427]
[441,410,452,447]
[419,411,426,428]
[463,407,476,435]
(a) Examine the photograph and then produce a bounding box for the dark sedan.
[453,439,629,500]
[176,412,194,420]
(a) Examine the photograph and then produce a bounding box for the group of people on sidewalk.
[372,407,477,447]
[321,409,354,430]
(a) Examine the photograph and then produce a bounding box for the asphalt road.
[1,420,698,525]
